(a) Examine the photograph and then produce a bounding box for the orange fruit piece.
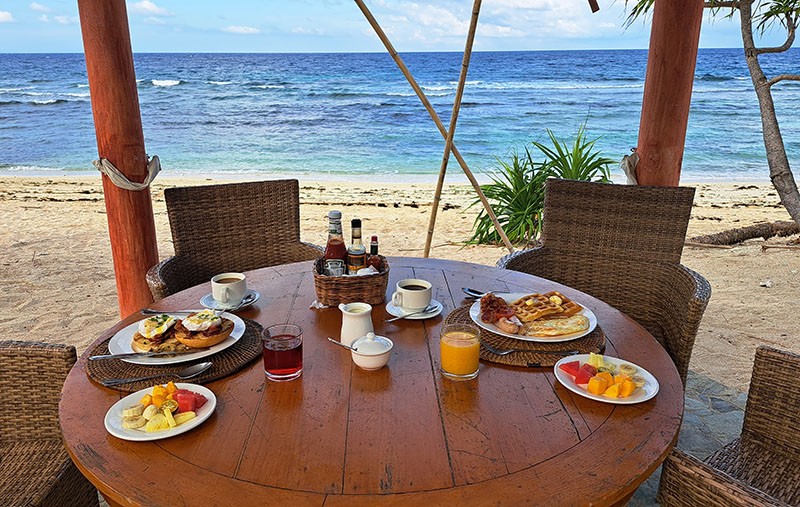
[603,383,620,398]
[587,375,608,395]
[151,393,166,409]
[614,374,632,385]
[166,381,178,394]
[619,379,636,398]
[596,371,614,390]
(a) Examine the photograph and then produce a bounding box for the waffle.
[510,294,563,322]
[511,291,583,322]
[542,291,583,317]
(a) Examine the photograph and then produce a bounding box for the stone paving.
[629,370,748,505]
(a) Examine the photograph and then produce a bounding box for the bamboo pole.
[354,0,513,254]
[77,0,159,317]
[424,0,482,257]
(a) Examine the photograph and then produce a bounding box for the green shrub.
[467,124,615,246]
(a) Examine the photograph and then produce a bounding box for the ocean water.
[0,49,797,182]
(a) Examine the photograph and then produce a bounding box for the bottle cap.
[328,210,342,219]
[351,218,362,227]
[371,235,378,242]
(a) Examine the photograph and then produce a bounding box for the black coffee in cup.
[401,284,428,291]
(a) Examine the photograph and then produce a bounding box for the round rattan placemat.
[87,318,263,392]
[444,305,605,367]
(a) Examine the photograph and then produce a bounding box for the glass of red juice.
[262,324,303,381]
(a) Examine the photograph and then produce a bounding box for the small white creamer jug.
[339,302,374,346]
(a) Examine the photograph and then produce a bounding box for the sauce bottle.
[366,235,381,271]
[346,218,367,274]
[323,210,347,276]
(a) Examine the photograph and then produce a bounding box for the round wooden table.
[60,257,683,506]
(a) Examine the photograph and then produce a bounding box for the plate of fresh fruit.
[104,382,216,441]
[553,353,659,404]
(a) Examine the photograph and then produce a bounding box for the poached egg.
[138,314,177,339]
[182,309,222,332]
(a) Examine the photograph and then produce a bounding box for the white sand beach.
[1,176,798,389]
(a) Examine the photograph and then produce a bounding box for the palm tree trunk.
[739,0,800,224]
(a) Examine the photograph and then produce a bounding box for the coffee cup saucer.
[201,289,260,310]
[385,299,443,320]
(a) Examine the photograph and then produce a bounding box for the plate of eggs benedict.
[107,309,245,365]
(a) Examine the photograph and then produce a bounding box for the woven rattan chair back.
[0,340,99,506]
[741,346,800,461]
[499,179,710,385]
[539,178,694,265]
[157,179,321,296]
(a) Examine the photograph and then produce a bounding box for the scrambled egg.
[182,309,222,332]
[138,314,177,338]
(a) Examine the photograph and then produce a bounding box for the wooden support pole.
[77,0,159,318]
[425,0,482,257]
[635,0,704,186]
[354,0,513,254]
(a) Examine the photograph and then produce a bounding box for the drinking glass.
[439,323,480,381]
[262,324,303,381]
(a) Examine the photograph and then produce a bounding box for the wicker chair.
[497,178,711,385]
[658,346,800,506]
[147,179,323,300]
[0,341,99,507]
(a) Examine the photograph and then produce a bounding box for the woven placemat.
[87,318,263,392]
[444,305,605,368]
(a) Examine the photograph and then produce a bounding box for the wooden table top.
[60,257,683,506]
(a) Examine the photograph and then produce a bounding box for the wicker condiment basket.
[313,256,390,306]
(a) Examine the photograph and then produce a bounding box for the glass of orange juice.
[440,323,481,381]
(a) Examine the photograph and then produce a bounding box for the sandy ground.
[1,176,798,390]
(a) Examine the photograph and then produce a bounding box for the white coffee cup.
[211,272,247,307]
[391,279,432,311]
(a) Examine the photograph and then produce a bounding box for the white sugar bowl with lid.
[350,332,393,370]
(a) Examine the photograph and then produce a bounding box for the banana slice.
[122,404,145,417]
[142,404,159,421]
[619,363,638,375]
[631,375,646,388]
[122,415,147,429]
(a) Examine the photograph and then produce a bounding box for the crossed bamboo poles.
[354,0,514,255]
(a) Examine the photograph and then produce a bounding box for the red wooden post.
[77,0,158,317]
[636,0,704,186]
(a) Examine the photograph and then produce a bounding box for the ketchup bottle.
[323,210,347,276]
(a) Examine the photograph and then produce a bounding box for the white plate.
[104,383,216,441]
[468,293,597,343]
[200,289,260,310]
[385,299,443,320]
[107,312,245,365]
[553,354,659,405]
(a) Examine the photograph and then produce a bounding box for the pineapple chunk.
[173,412,196,425]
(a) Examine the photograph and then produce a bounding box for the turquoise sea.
[1,49,798,182]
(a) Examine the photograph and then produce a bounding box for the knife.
[88,348,210,361]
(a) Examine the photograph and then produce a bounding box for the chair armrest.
[146,257,176,302]
[658,448,786,507]
[300,241,325,255]
[496,245,547,270]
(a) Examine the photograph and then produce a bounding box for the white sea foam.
[254,84,285,89]
[209,81,233,85]
[76,83,90,88]
[152,79,181,87]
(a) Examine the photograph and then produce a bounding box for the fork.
[481,341,580,357]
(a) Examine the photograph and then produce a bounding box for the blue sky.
[0,0,786,53]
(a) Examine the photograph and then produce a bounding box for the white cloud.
[54,15,76,25]
[144,16,166,25]
[38,14,48,22]
[129,1,172,17]
[0,11,14,23]
[30,3,51,13]
[223,25,260,35]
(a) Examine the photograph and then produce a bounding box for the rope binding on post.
[93,155,161,191]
